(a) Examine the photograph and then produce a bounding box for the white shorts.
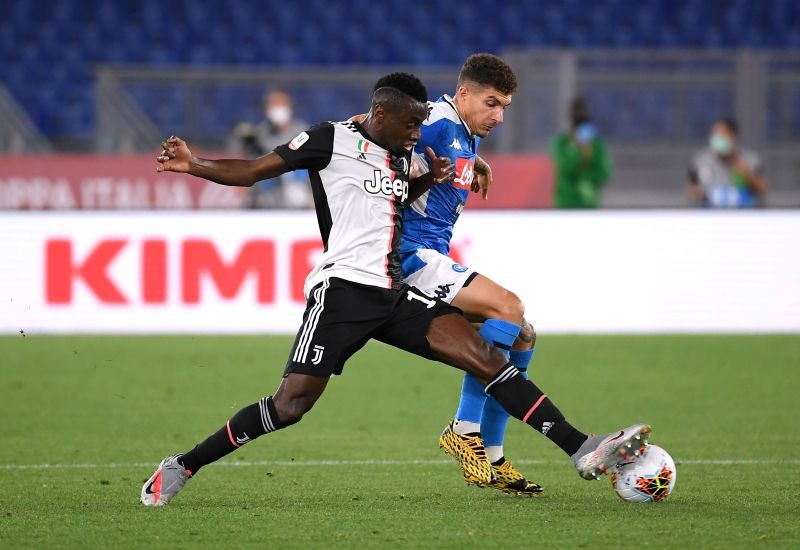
[402,248,478,304]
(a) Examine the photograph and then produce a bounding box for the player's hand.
[472,163,492,200]
[156,136,192,173]
[426,146,454,183]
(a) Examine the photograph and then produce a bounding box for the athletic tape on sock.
[479,319,521,351]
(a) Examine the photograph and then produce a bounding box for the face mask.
[267,106,292,126]
[709,133,733,155]
[574,123,596,145]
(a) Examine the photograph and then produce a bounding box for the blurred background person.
[686,118,767,208]
[230,89,311,208]
[550,97,612,209]
[2,1,799,210]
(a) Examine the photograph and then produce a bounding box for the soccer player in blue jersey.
[372,56,542,495]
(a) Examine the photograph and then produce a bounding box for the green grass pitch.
[2,334,799,548]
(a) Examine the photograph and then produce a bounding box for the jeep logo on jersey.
[364,170,409,202]
[453,158,474,189]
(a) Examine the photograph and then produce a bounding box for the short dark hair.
[372,72,428,104]
[458,53,518,96]
[570,97,591,126]
[717,117,738,135]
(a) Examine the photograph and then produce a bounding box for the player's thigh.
[373,286,453,360]
[425,311,508,384]
[450,273,524,323]
[284,278,381,378]
[402,248,477,304]
[375,287,505,384]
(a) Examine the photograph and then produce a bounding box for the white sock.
[485,445,504,464]
[452,419,481,436]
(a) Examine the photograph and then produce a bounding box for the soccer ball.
[610,444,676,503]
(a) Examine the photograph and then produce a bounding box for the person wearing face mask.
[231,89,310,208]
[687,118,766,208]
[550,97,612,208]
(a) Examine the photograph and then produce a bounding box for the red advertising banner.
[0,154,553,210]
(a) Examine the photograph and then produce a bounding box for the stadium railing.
[0,82,53,154]
[91,50,800,208]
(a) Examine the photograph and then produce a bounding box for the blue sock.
[478,319,520,357]
[454,374,486,424]
[509,348,535,372]
[455,319,520,427]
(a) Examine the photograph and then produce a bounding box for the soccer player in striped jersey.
[140,73,649,507]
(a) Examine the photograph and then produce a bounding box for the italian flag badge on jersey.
[357,139,369,153]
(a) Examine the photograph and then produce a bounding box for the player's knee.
[273,394,316,426]
[465,340,508,383]
[518,319,536,348]
[488,291,525,324]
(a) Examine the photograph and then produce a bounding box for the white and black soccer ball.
[610,444,676,503]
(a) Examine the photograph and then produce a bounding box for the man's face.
[709,122,736,157]
[265,91,293,126]
[458,84,512,138]
[379,102,427,155]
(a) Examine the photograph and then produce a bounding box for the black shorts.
[284,277,460,377]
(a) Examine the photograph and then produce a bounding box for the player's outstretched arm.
[156,136,289,187]
[408,146,454,203]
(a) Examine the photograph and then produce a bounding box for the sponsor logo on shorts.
[452,264,468,273]
[311,345,325,365]
[434,283,453,300]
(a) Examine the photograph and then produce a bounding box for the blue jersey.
[402,95,480,256]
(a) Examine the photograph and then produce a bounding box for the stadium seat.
[3,0,799,142]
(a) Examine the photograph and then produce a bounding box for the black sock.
[179,396,282,474]
[485,364,588,456]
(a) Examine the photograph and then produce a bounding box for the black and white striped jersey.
[274,120,412,298]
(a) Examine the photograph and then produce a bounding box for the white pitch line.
[1,458,798,471]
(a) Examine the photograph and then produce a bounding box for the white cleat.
[140,455,191,506]
[571,424,651,480]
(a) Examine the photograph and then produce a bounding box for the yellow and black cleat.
[488,459,544,496]
[439,421,495,486]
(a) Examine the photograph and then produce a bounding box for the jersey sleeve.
[273,122,334,172]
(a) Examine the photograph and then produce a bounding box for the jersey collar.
[442,94,475,139]
[351,121,410,164]
[353,121,390,153]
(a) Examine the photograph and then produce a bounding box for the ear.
[371,103,386,123]
[456,84,470,100]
